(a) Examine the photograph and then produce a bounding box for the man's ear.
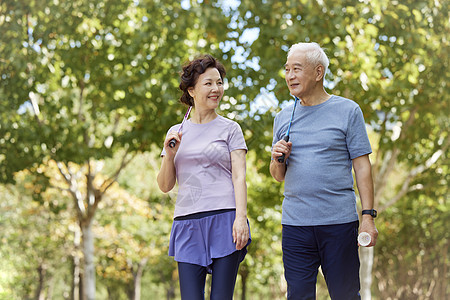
[316,65,325,82]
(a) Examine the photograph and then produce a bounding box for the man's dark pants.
[282,221,361,300]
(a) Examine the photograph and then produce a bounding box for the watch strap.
[362,209,377,218]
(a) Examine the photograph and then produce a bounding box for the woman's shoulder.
[216,115,241,127]
[213,115,245,138]
[167,123,182,133]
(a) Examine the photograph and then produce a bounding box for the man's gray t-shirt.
[272,95,372,226]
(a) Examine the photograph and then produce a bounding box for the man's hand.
[271,139,292,162]
[359,215,378,247]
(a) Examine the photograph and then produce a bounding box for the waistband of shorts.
[174,208,235,221]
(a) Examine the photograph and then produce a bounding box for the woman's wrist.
[235,211,247,219]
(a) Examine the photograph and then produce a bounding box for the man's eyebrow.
[284,63,303,68]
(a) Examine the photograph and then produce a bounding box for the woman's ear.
[188,87,194,98]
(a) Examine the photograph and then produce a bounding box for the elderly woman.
[157,54,251,299]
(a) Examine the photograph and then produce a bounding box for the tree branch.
[379,136,449,212]
[100,148,135,194]
[86,159,96,207]
[374,148,399,204]
[56,161,71,185]
[373,106,418,206]
[57,161,86,217]
[372,114,388,178]
[78,79,85,121]
[49,184,71,194]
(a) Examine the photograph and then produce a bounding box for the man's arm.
[353,154,378,247]
[270,159,287,182]
[270,139,292,182]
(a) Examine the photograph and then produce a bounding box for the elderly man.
[270,42,378,300]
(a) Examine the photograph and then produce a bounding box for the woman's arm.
[157,131,182,193]
[231,149,249,250]
[157,155,177,193]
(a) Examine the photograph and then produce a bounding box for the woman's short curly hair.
[179,54,226,106]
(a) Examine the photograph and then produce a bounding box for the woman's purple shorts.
[169,209,251,273]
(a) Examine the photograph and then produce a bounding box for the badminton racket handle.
[277,135,290,163]
[168,138,177,148]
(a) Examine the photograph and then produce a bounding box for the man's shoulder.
[328,95,360,110]
[276,102,295,118]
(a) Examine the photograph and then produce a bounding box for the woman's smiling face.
[188,67,224,110]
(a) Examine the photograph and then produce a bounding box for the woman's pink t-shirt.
[162,115,247,218]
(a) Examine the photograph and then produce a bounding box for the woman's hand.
[233,216,249,250]
[164,131,182,157]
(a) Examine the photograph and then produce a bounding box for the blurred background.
[0,0,448,299]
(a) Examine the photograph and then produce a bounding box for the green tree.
[94,168,175,299]
[0,173,74,299]
[227,0,449,298]
[2,0,448,299]
[0,0,231,298]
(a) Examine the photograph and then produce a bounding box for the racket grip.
[168,138,177,148]
[277,135,290,163]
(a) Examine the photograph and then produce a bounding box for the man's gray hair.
[287,42,329,74]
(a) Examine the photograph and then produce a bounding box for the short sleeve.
[272,112,284,148]
[346,106,372,159]
[228,122,247,152]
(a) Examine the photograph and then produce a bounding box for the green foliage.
[0,180,73,299]
[0,0,231,183]
[375,191,449,298]
[0,0,448,299]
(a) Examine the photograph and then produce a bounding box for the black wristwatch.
[362,209,377,218]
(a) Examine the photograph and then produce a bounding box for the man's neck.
[299,91,331,106]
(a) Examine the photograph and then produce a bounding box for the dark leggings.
[178,250,242,300]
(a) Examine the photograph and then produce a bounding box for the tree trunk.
[46,276,55,300]
[360,246,374,300]
[438,242,448,299]
[81,221,96,300]
[72,226,82,300]
[240,273,247,300]
[126,285,135,300]
[34,264,45,300]
[132,257,149,300]
[239,265,249,300]
[166,281,175,300]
